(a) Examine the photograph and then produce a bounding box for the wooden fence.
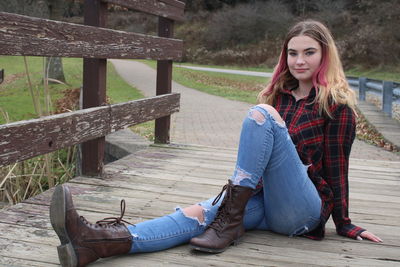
[0,0,185,176]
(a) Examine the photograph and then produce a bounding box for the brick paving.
[110,60,400,161]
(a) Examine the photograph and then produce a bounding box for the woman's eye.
[306,51,315,56]
[289,52,297,56]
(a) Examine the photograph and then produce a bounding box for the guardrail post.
[382,81,393,117]
[155,17,174,144]
[358,77,367,101]
[81,0,107,176]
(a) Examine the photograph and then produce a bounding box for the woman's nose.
[296,56,305,65]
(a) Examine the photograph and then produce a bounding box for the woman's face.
[287,35,322,84]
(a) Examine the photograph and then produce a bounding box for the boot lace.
[95,199,133,226]
[208,183,232,233]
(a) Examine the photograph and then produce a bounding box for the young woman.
[50,20,382,267]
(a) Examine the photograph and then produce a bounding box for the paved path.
[110,60,400,161]
[110,59,249,148]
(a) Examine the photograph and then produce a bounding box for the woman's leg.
[254,105,321,236]
[128,191,264,253]
[190,105,283,252]
[229,105,281,189]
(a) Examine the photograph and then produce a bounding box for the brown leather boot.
[50,185,133,267]
[189,180,253,253]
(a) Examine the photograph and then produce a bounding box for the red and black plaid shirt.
[274,87,365,240]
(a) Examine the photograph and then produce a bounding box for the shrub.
[204,1,293,50]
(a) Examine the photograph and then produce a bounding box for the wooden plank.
[109,93,178,131]
[1,210,397,267]
[349,164,400,174]
[103,0,185,21]
[0,12,183,60]
[1,144,399,266]
[9,199,398,253]
[82,0,108,176]
[20,179,400,226]
[4,208,395,260]
[0,256,57,267]
[0,94,180,166]
[5,189,400,247]
[0,237,61,265]
[22,173,392,227]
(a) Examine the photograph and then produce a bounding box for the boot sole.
[190,237,242,254]
[50,185,78,267]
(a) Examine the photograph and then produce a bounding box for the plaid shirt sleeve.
[323,104,366,239]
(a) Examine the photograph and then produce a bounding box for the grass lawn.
[0,56,155,143]
[345,66,400,83]
[175,62,400,83]
[0,56,145,123]
[174,62,274,73]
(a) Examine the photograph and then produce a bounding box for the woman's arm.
[323,104,381,241]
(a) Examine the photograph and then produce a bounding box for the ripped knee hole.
[249,109,266,125]
[182,205,205,224]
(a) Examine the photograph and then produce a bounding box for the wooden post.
[155,17,174,144]
[382,81,393,117]
[82,0,107,176]
[358,77,367,101]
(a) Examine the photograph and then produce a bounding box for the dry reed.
[0,57,77,208]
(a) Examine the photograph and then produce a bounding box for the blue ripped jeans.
[128,105,321,253]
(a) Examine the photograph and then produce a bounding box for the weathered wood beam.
[155,17,174,144]
[103,0,185,21]
[0,12,183,60]
[81,0,108,176]
[0,93,180,167]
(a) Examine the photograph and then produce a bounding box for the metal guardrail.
[347,76,400,117]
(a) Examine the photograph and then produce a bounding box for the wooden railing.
[0,0,185,176]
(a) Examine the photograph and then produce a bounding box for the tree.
[0,0,49,17]
[46,0,67,83]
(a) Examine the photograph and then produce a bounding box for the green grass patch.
[137,60,269,104]
[172,68,264,104]
[0,56,86,123]
[137,59,273,73]
[107,62,144,104]
[0,56,144,120]
[0,56,155,141]
[175,62,273,73]
[345,65,400,83]
[0,56,53,123]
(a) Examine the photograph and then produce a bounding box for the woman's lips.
[295,69,308,73]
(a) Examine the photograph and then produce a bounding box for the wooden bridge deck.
[0,144,399,266]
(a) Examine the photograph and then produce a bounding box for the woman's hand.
[357,231,383,243]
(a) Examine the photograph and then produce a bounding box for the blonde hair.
[258,20,356,117]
